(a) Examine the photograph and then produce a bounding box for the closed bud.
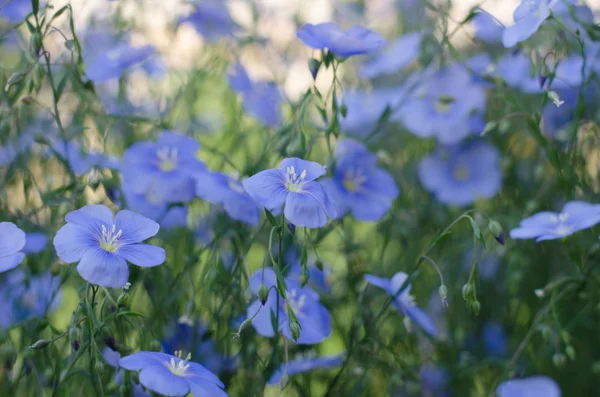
[469,300,481,315]
[340,103,348,118]
[5,72,25,91]
[566,346,575,360]
[287,222,296,235]
[69,327,80,344]
[488,220,504,245]
[21,95,35,105]
[299,272,309,288]
[117,292,129,308]
[289,320,301,341]
[540,325,552,341]
[438,285,448,305]
[30,32,42,54]
[308,58,321,80]
[94,359,104,375]
[552,353,566,368]
[149,340,161,352]
[462,283,473,300]
[29,339,51,350]
[258,284,269,305]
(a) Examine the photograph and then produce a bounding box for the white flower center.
[285,166,307,193]
[166,351,192,377]
[156,146,179,172]
[100,224,123,252]
[343,168,367,192]
[228,178,246,194]
[286,288,307,317]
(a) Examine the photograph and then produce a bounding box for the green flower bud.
[487,220,504,245]
[462,283,473,300]
[289,319,301,341]
[29,339,51,350]
[117,292,129,308]
[566,346,576,360]
[552,353,566,368]
[308,58,321,80]
[94,359,105,375]
[258,284,269,305]
[469,300,481,315]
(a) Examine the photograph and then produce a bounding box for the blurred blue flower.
[502,0,563,47]
[122,188,189,231]
[397,65,486,144]
[339,89,400,138]
[483,322,508,357]
[48,140,119,175]
[162,320,237,374]
[195,171,260,226]
[119,351,227,397]
[359,31,421,79]
[228,62,282,127]
[296,22,386,58]
[420,364,450,397]
[418,141,502,206]
[510,201,600,241]
[364,272,437,336]
[180,1,239,42]
[0,222,26,272]
[121,131,206,204]
[243,158,336,228]
[321,139,399,221]
[246,268,332,344]
[0,0,43,22]
[23,232,48,254]
[496,376,561,397]
[284,247,332,294]
[268,354,345,385]
[472,9,504,43]
[103,347,151,397]
[0,132,36,167]
[53,204,165,288]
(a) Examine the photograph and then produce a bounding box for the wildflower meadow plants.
[3,0,600,396]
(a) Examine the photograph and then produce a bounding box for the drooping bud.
[487,220,504,245]
[29,339,51,350]
[21,95,35,105]
[289,319,301,341]
[552,353,566,368]
[340,103,348,118]
[5,72,25,91]
[287,222,296,235]
[30,32,42,55]
[308,58,321,80]
[566,346,576,360]
[469,300,481,315]
[258,284,269,305]
[462,283,473,300]
[438,284,448,306]
[94,359,105,375]
[539,75,547,89]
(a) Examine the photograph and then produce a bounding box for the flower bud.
[299,272,309,288]
[94,359,105,375]
[117,292,129,308]
[566,346,575,360]
[29,339,51,350]
[30,32,42,54]
[289,319,301,341]
[487,220,504,245]
[308,58,321,80]
[462,283,473,300]
[5,72,25,91]
[438,284,448,305]
[287,222,296,235]
[258,284,269,305]
[552,353,566,368]
[469,300,481,315]
[340,103,348,118]
[540,325,552,341]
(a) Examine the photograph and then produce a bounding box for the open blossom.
[472,9,504,43]
[195,171,260,226]
[321,139,399,221]
[0,222,26,273]
[121,131,206,204]
[246,268,332,344]
[364,272,437,336]
[119,351,227,397]
[243,158,336,228]
[268,354,345,385]
[53,204,165,288]
[180,0,239,42]
[418,141,502,206]
[510,201,600,241]
[359,31,421,79]
[296,22,386,58]
[496,376,561,397]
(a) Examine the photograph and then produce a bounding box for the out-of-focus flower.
[121,131,206,204]
[0,222,25,272]
[228,62,282,127]
[0,0,44,22]
[246,268,332,344]
[180,0,239,42]
[502,0,566,48]
[418,141,502,206]
[296,22,386,58]
[0,132,35,167]
[103,347,150,397]
[243,158,336,228]
[339,89,401,138]
[483,322,508,357]
[510,201,600,241]
[161,320,237,374]
[47,140,119,175]
[396,65,486,144]
[122,189,189,231]
[195,171,260,226]
[364,272,437,336]
[23,232,48,254]
[119,351,227,396]
[496,376,561,397]
[321,139,399,221]
[53,204,165,288]
[420,364,450,397]
[359,31,421,79]
[268,354,345,385]
[472,9,504,44]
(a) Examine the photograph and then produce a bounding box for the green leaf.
[55,71,69,101]
[468,217,481,240]
[264,209,278,227]
[32,0,39,14]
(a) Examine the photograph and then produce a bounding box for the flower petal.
[53,223,98,263]
[405,306,437,337]
[284,183,336,228]
[139,364,190,396]
[364,274,391,292]
[118,244,166,267]
[186,361,225,388]
[114,210,160,244]
[0,252,24,272]
[248,295,279,338]
[188,380,227,397]
[242,169,287,210]
[120,352,175,370]
[77,248,129,288]
[279,158,326,182]
[23,232,48,254]
[65,204,113,235]
[0,222,26,256]
[249,268,278,294]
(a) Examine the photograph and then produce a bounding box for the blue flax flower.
[195,171,260,226]
[243,158,336,228]
[119,351,227,397]
[122,188,188,231]
[502,0,573,48]
[296,22,386,58]
[420,365,450,397]
[180,1,239,42]
[483,322,508,357]
[472,9,504,44]
[23,232,49,254]
[268,354,345,385]
[0,0,44,22]
[364,272,437,336]
[339,89,401,138]
[0,222,26,272]
[359,31,421,79]
[48,140,119,175]
[228,63,282,127]
[285,252,332,295]
[321,139,399,221]
[103,348,150,397]
[397,65,486,144]
[121,131,206,204]
[53,204,165,288]
[510,201,600,241]
[496,376,561,397]
[246,268,332,344]
[418,141,502,206]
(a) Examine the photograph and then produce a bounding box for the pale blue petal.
[320,178,350,220]
[53,223,98,263]
[364,274,391,292]
[188,380,227,397]
[279,158,326,182]
[242,169,288,210]
[502,11,549,48]
[497,375,561,397]
[77,248,129,288]
[139,364,190,396]
[65,204,113,235]
[291,302,332,344]
[0,222,26,256]
[268,354,344,385]
[120,352,173,370]
[248,295,279,338]
[23,232,48,254]
[186,361,225,388]
[0,252,24,272]
[406,306,437,337]
[347,193,394,222]
[118,244,165,267]
[284,187,330,228]
[223,194,261,225]
[249,268,277,293]
[114,210,160,244]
